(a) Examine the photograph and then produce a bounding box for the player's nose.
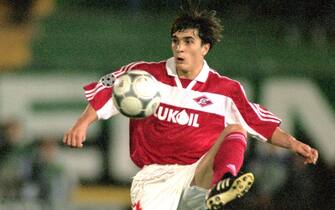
[175,43,185,52]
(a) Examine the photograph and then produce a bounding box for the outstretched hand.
[63,121,88,148]
[271,127,319,165]
[63,104,97,148]
[293,141,318,165]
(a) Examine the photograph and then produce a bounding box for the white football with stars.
[112,70,161,118]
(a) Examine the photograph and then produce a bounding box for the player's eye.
[185,39,193,45]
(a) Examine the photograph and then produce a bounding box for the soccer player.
[63,7,318,210]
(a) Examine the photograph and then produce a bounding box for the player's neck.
[177,64,203,80]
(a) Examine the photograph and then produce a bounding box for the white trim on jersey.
[85,82,104,95]
[113,61,145,78]
[239,83,281,124]
[185,80,198,90]
[113,61,135,77]
[227,101,268,141]
[213,72,281,125]
[249,102,281,123]
[96,98,120,120]
[85,84,106,101]
[113,60,166,78]
[255,103,281,120]
[173,77,183,89]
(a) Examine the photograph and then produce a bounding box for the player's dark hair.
[170,4,223,50]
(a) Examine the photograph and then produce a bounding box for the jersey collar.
[166,57,209,83]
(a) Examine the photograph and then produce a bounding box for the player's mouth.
[176,57,185,63]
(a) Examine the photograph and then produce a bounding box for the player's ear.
[202,43,210,57]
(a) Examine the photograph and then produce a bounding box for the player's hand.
[63,121,88,148]
[292,141,318,165]
[271,127,318,165]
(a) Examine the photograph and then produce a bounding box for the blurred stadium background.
[0,0,334,209]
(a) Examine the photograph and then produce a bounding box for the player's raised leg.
[192,124,254,209]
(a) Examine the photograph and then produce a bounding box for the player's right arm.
[63,61,146,148]
[63,104,97,148]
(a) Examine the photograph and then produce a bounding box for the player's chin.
[175,64,182,70]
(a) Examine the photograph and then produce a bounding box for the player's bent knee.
[224,124,246,136]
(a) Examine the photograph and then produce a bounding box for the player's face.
[171,28,210,79]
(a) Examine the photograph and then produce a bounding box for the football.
[112,70,161,118]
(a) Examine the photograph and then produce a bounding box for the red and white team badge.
[133,201,142,210]
[193,95,213,107]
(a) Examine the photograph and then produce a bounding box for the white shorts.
[130,160,205,210]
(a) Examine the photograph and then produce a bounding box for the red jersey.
[84,58,281,168]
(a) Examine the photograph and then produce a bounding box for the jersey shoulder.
[109,60,167,81]
[207,68,243,95]
[129,60,166,72]
[122,60,167,79]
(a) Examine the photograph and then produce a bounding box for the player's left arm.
[269,127,318,165]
